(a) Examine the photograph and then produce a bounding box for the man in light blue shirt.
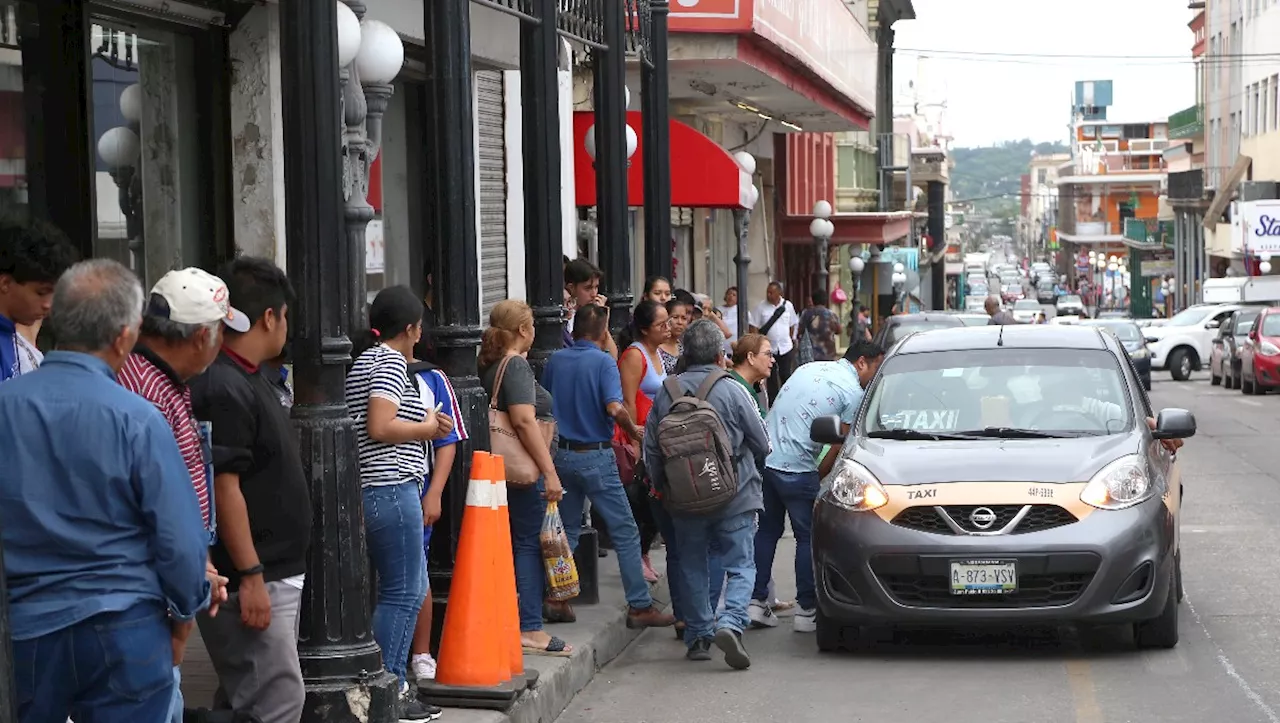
[750,339,884,632]
[0,259,211,722]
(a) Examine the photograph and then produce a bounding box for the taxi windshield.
[863,348,1132,437]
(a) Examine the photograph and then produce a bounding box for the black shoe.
[399,690,442,722]
[714,628,751,670]
[686,637,713,661]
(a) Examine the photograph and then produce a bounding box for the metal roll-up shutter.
[476,70,507,322]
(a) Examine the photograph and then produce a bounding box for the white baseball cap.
[149,268,251,333]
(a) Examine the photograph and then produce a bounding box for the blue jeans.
[168,666,183,723]
[753,468,820,610]
[671,511,757,648]
[652,498,723,624]
[555,447,653,610]
[508,478,547,633]
[13,602,174,722]
[364,481,429,685]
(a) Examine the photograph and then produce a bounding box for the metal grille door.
[476,70,507,322]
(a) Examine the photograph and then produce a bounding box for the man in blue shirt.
[0,259,211,721]
[542,304,674,629]
[751,339,884,633]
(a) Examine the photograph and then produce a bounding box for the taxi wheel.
[816,609,853,653]
[1134,571,1179,649]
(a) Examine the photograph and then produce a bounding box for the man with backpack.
[643,320,771,669]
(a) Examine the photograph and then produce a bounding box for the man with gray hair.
[643,319,770,669]
[118,267,244,723]
[0,258,211,721]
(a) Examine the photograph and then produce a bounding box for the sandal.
[523,636,573,657]
[543,600,577,624]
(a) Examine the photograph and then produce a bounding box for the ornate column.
[594,0,633,330]
[279,0,396,720]
[523,0,565,376]
[421,0,486,605]
[641,0,672,282]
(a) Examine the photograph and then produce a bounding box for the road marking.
[1065,659,1104,723]
[1236,398,1264,407]
[1186,595,1280,723]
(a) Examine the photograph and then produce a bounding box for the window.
[0,1,23,215]
[1262,314,1280,336]
[1037,168,1047,186]
[837,144,855,189]
[1272,75,1279,131]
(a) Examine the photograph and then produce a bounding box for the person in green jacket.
[728,333,773,418]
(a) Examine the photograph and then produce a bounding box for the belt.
[558,440,611,451]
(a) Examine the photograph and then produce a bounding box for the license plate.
[950,560,1017,595]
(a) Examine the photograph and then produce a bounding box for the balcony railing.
[1168,105,1204,140]
[1127,139,1171,153]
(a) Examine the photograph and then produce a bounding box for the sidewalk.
[180,555,664,723]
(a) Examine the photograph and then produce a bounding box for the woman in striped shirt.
[345,285,447,718]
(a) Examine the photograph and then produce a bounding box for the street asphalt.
[556,374,1280,723]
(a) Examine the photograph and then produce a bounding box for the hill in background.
[950,139,1070,219]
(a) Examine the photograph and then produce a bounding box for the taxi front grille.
[879,573,1093,608]
[891,505,1078,536]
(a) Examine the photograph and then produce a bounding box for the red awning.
[573,111,754,209]
[780,212,916,246]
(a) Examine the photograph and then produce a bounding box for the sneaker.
[747,599,778,629]
[411,653,437,681]
[714,628,751,670]
[398,687,442,722]
[627,605,676,628]
[793,607,817,633]
[686,637,713,661]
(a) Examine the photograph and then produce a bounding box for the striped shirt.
[346,344,428,487]
[118,346,213,529]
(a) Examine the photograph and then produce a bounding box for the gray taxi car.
[809,325,1195,652]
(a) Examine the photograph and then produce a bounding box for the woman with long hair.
[616,299,668,583]
[344,285,444,718]
[478,300,573,654]
[643,275,673,305]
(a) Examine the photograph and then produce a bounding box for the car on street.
[1057,295,1086,317]
[1209,307,1260,389]
[1036,280,1056,304]
[1011,299,1041,324]
[808,324,1195,653]
[1002,284,1025,304]
[1144,304,1245,381]
[1082,319,1152,390]
[872,312,965,350]
[1238,307,1280,394]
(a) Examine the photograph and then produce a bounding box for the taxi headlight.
[1080,454,1153,510]
[824,459,890,512]
[1129,346,1149,360]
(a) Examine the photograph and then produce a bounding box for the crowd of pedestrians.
[0,213,888,723]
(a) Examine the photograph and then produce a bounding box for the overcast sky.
[890,0,1198,147]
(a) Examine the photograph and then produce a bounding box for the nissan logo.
[969,507,998,530]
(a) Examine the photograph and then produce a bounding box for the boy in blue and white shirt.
[406,358,468,681]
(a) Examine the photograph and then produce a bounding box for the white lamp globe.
[625,124,638,158]
[1088,250,1097,259]
[892,272,907,285]
[813,200,833,220]
[119,84,142,123]
[355,20,404,84]
[825,219,837,238]
[809,218,827,238]
[1108,262,1118,272]
[1263,261,1274,274]
[584,125,597,160]
[1109,255,1118,264]
[335,1,363,68]
[746,185,759,207]
[733,151,756,176]
[98,126,140,167]
[893,262,905,274]
[849,256,865,274]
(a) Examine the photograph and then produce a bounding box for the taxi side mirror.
[1152,408,1196,440]
[1205,319,1221,330]
[810,415,846,445]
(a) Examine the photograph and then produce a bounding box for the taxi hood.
[851,434,1139,485]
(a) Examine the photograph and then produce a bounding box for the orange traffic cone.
[420,451,521,709]
[489,454,535,689]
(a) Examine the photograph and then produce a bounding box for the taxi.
[809,325,1195,652]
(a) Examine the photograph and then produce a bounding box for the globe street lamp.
[811,200,834,295]
[98,85,144,274]
[849,253,866,306]
[732,152,756,336]
[584,88,640,168]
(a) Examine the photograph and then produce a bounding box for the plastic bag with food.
[541,501,580,601]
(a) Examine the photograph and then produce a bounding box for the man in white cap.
[118,267,246,723]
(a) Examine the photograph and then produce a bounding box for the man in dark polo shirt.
[542,305,674,629]
[190,256,311,723]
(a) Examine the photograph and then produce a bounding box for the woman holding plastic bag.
[478,300,574,656]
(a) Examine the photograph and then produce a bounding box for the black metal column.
[928,180,946,310]
[523,0,565,376]
[641,0,671,282]
[422,0,485,608]
[594,1,633,330]
[279,0,396,719]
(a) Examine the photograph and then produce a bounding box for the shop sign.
[1240,199,1280,256]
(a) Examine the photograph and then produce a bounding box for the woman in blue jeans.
[345,285,446,719]
[479,300,573,656]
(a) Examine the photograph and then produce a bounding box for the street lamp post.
[97,113,143,274]
[811,200,834,298]
[891,262,907,307]
[732,151,758,337]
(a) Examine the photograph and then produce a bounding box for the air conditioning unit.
[1240,181,1279,202]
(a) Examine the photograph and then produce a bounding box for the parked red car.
[1239,307,1280,395]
